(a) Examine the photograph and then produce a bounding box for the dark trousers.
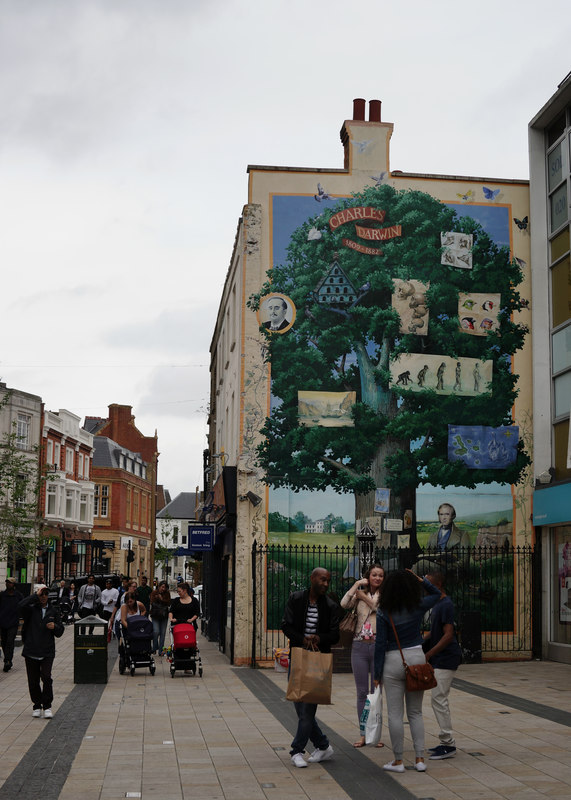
[0,625,18,663]
[290,702,329,755]
[25,657,54,710]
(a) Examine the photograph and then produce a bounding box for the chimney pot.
[369,99,381,123]
[353,98,366,121]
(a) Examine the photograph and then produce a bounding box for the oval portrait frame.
[257,293,296,334]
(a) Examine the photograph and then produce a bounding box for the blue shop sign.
[533,482,571,526]
[188,524,215,551]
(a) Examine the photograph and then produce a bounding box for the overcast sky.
[1,0,569,497]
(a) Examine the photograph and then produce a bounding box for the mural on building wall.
[252,186,529,549]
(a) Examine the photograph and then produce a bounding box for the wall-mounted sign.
[188,524,215,551]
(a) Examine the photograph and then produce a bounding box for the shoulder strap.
[388,614,408,669]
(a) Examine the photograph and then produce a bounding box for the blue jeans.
[152,617,168,653]
[290,703,329,755]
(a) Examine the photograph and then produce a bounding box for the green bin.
[74,615,108,683]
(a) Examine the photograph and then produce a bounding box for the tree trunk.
[354,438,418,555]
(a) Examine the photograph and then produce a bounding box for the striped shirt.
[304,602,318,637]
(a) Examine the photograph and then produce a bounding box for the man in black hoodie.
[19,584,64,718]
[0,576,23,671]
[281,567,339,768]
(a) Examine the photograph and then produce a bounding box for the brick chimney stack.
[340,98,393,172]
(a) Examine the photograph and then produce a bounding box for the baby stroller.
[168,623,202,678]
[119,614,156,676]
[58,599,75,625]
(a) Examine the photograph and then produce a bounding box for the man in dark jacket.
[19,584,64,718]
[423,572,463,760]
[281,567,339,768]
[0,576,23,672]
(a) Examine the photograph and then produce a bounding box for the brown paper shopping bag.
[286,646,333,704]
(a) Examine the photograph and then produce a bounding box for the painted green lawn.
[268,531,356,548]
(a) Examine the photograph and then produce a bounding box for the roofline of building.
[529,72,571,129]
[247,164,528,184]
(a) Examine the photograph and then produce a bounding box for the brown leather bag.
[339,607,358,647]
[389,615,437,692]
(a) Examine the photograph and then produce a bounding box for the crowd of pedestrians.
[281,564,462,777]
[0,573,201,719]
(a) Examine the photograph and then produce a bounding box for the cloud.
[102,307,213,355]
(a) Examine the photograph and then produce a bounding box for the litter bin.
[74,615,108,683]
[459,610,482,664]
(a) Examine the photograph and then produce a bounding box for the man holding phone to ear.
[19,584,64,719]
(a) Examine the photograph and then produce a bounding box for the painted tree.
[250,184,529,536]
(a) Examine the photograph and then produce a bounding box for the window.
[46,439,53,466]
[65,489,74,519]
[141,493,147,529]
[65,447,74,474]
[80,493,88,522]
[133,491,139,526]
[14,474,26,506]
[54,442,61,469]
[47,483,57,515]
[84,456,89,480]
[78,453,84,478]
[126,487,131,524]
[173,526,178,545]
[16,414,31,450]
[94,485,109,518]
[182,535,187,545]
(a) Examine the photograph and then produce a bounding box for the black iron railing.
[251,543,538,666]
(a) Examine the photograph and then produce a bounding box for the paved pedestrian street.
[0,624,570,799]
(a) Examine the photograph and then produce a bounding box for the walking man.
[0,576,23,672]
[423,571,463,759]
[281,567,339,768]
[19,584,64,718]
[136,575,152,614]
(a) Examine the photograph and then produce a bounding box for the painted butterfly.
[483,186,500,201]
[513,216,528,230]
[456,190,474,201]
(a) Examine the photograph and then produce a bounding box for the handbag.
[286,645,333,704]
[339,607,359,648]
[388,615,437,692]
[359,685,382,745]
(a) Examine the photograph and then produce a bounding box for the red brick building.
[39,409,95,583]
[84,405,159,577]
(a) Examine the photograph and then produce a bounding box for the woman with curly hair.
[374,569,442,773]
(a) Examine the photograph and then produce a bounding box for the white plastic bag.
[359,685,382,745]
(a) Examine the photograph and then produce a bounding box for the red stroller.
[169,623,202,678]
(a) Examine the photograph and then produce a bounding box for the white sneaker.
[32,709,41,718]
[291,753,308,768]
[383,760,405,773]
[415,760,426,772]
[43,709,53,719]
[308,745,334,763]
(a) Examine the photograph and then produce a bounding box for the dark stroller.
[57,599,74,625]
[168,623,202,678]
[119,614,156,676]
